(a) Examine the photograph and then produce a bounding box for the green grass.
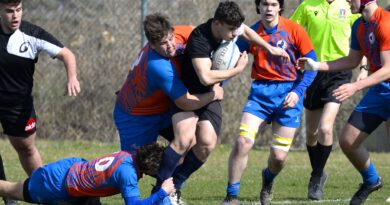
[1,139,389,205]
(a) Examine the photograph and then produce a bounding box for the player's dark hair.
[143,13,173,45]
[136,143,165,175]
[0,0,21,4]
[214,1,245,28]
[255,0,284,15]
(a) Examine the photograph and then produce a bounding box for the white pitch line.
[239,198,352,204]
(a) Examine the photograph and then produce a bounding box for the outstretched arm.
[241,24,290,62]
[124,178,174,205]
[333,50,390,101]
[56,47,81,96]
[297,49,363,72]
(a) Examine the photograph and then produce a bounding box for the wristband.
[360,65,368,71]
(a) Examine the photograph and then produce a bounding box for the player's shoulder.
[19,20,47,37]
[281,17,305,31]
[378,8,390,24]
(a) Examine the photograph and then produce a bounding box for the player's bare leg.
[306,102,339,200]
[8,132,42,176]
[339,123,383,204]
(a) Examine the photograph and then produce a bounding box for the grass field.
[1,139,389,205]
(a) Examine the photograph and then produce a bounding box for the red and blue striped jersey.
[65,151,141,198]
[351,7,390,76]
[115,26,193,115]
[249,17,314,81]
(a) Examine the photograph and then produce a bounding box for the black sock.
[307,144,319,178]
[156,146,182,183]
[172,149,204,189]
[315,143,332,177]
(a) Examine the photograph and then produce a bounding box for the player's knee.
[339,135,354,152]
[172,136,195,152]
[235,135,254,152]
[271,154,287,167]
[318,124,333,139]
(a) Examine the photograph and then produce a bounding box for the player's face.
[0,2,23,34]
[216,21,240,42]
[346,0,361,14]
[258,0,281,27]
[150,31,177,58]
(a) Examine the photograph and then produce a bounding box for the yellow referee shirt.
[290,0,360,61]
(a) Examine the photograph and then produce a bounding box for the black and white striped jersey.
[0,20,64,105]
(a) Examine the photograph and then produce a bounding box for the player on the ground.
[0,143,174,205]
[297,1,390,204]
[221,0,317,204]
[290,0,361,200]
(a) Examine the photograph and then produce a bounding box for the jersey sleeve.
[117,161,141,198]
[292,50,317,97]
[124,189,168,205]
[147,59,188,100]
[350,19,361,51]
[32,25,64,58]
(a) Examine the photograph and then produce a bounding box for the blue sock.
[263,167,277,185]
[172,149,204,188]
[226,182,240,197]
[360,161,379,186]
[157,146,182,182]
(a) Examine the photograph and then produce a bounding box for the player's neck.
[262,17,279,30]
[361,3,378,22]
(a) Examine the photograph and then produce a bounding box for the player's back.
[65,151,139,197]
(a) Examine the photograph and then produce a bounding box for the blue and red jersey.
[65,151,141,198]
[248,17,314,81]
[238,17,317,97]
[351,7,390,77]
[115,26,193,115]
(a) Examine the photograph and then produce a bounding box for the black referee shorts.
[304,71,352,110]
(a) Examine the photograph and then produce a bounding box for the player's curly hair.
[136,143,165,176]
[255,0,284,15]
[0,0,21,4]
[143,13,173,45]
[214,1,245,28]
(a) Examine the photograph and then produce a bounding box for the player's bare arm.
[174,84,224,111]
[297,49,363,72]
[192,52,248,86]
[241,24,290,62]
[334,49,390,101]
[56,47,81,96]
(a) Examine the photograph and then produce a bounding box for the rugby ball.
[212,41,240,70]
